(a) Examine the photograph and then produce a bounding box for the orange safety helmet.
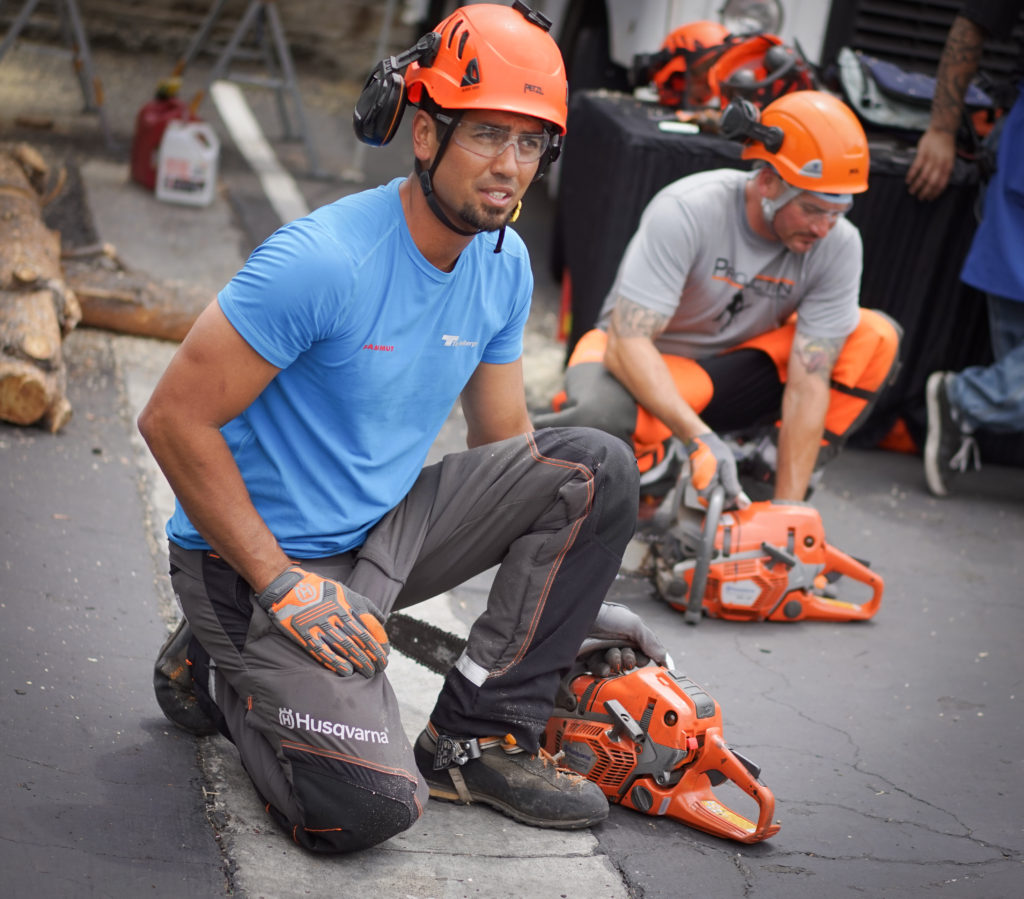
[406,2,568,134]
[707,33,815,110]
[741,90,870,194]
[649,20,732,108]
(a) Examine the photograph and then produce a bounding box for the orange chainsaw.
[654,485,884,625]
[543,663,780,843]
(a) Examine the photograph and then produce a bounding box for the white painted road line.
[210,79,310,225]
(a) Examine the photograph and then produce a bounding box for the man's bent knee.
[282,752,424,853]
[555,425,640,550]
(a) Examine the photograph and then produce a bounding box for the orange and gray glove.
[685,431,749,508]
[255,566,389,678]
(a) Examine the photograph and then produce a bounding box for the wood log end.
[0,362,52,426]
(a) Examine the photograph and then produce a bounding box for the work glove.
[255,566,389,678]
[685,431,750,509]
[577,602,671,676]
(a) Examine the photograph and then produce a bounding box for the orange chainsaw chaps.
[543,666,780,844]
[669,500,884,622]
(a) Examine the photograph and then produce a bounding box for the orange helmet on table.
[650,20,732,108]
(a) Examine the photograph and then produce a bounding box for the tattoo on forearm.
[932,16,985,132]
[794,333,841,380]
[610,298,669,339]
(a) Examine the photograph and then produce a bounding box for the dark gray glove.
[685,431,749,508]
[577,602,671,676]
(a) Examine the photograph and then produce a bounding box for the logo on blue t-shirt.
[441,334,480,348]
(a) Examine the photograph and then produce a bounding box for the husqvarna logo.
[294,581,317,602]
[278,706,389,743]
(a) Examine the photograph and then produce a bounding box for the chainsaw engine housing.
[543,665,779,843]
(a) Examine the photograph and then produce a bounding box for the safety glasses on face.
[447,118,551,163]
[795,198,850,224]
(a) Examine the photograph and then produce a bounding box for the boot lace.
[949,434,981,474]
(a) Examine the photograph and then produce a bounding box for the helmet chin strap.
[416,161,479,236]
[758,180,802,229]
[755,171,852,233]
[414,108,515,253]
[415,109,477,237]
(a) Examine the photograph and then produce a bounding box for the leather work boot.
[414,724,609,829]
[153,617,219,736]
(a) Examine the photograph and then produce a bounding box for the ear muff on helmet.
[708,34,815,110]
[353,32,441,147]
[632,21,734,108]
[724,91,870,195]
[720,97,784,152]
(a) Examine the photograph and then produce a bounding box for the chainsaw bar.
[386,611,465,675]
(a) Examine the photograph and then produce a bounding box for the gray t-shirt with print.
[596,168,863,359]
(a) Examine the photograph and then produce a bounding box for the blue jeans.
[949,294,1024,433]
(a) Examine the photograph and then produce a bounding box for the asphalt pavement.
[2,34,1024,899]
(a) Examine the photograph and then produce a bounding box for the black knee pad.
[281,750,422,853]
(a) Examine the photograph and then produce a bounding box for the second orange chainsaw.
[653,486,884,625]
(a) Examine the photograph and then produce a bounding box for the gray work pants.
[169,426,638,852]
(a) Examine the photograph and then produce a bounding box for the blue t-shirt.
[961,86,1024,303]
[959,1,1023,302]
[167,178,533,556]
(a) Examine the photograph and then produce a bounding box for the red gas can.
[131,79,195,190]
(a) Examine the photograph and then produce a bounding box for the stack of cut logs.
[0,142,213,433]
[0,143,78,432]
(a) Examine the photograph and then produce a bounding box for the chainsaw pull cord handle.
[685,485,725,625]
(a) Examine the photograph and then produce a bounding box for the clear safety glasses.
[795,198,851,224]
[449,119,551,163]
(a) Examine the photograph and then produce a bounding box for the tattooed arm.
[603,297,710,441]
[906,14,987,201]
[776,331,843,500]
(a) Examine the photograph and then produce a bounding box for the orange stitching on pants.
[485,431,595,675]
[280,739,420,785]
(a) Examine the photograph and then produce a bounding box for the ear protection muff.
[534,132,562,182]
[719,97,784,152]
[353,33,441,147]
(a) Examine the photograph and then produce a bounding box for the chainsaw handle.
[704,731,780,842]
[823,542,885,617]
[669,726,780,843]
[685,485,725,625]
